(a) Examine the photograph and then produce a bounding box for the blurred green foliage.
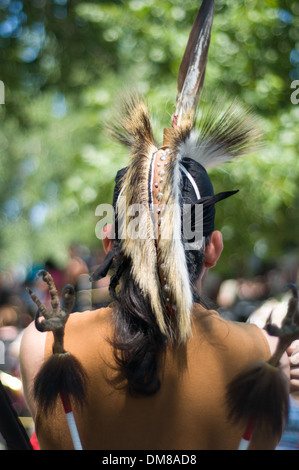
[0,0,298,280]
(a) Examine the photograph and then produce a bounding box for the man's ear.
[102,223,114,254]
[204,230,223,269]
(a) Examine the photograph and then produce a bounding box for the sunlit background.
[0,0,298,276]
[0,0,298,448]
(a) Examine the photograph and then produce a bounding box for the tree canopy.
[0,0,298,281]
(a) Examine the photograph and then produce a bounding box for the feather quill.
[174,0,215,126]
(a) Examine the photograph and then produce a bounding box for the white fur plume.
[177,100,261,169]
[159,159,194,343]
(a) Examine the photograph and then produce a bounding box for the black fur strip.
[89,246,120,282]
[34,352,88,416]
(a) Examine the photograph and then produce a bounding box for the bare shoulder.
[19,321,47,418]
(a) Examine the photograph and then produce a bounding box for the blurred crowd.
[203,251,299,323]
[0,245,298,449]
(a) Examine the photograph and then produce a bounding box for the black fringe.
[34,353,88,416]
[89,246,120,282]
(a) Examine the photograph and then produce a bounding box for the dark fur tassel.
[27,270,88,417]
[226,360,289,439]
[226,284,299,445]
[33,353,88,416]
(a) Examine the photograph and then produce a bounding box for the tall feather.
[174,0,215,126]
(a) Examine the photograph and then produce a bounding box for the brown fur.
[226,361,289,439]
[108,94,169,336]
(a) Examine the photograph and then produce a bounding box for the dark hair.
[108,158,214,396]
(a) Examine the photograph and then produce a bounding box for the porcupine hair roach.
[91,91,260,396]
[88,0,262,396]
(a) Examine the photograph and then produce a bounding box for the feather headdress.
[25,1,293,452]
[92,0,261,343]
